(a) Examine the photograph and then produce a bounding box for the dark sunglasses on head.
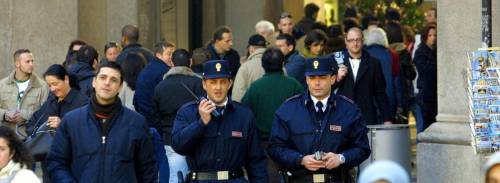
[280,13,292,19]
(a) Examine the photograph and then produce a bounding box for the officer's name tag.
[329,125,342,132]
[231,131,243,138]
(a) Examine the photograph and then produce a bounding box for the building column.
[417,0,500,182]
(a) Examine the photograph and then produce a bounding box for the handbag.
[23,120,56,161]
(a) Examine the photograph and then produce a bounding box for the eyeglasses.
[346,38,363,43]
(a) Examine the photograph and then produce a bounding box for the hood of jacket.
[67,62,94,81]
[163,66,201,79]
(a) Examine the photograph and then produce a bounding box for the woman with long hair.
[414,24,437,133]
[118,52,147,110]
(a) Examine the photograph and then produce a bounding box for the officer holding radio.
[268,57,370,183]
[172,60,268,183]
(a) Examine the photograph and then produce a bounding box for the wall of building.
[0,0,78,77]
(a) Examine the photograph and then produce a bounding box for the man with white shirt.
[333,27,392,125]
[0,49,48,134]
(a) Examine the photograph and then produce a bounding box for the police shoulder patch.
[337,95,355,104]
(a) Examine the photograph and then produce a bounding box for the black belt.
[289,173,341,183]
[188,169,244,181]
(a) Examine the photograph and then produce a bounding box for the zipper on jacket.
[99,118,108,183]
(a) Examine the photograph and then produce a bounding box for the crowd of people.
[0,3,445,183]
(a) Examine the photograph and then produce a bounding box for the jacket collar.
[205,95,236,110]
[247,48,266,61]
[301,90,336,109]
[7,71,43,88]
[123,43,143,50]
[57,88,80,104]
[208,44,223,60]
[164,66,201,79]
[285,50,300,62]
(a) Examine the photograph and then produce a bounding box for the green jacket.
[241,72,303,139]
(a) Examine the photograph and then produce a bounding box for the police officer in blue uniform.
[172,60,268,183]
[268,57,370,183]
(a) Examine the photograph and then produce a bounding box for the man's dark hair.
[212,26,232,41]
[121,25,139,43]
[304,30,327,49]
[304,3,320,18]
[172,49,191,67]
[13,49,31,62]
[154,41,175,55]
[385,22,403,44]
[385,8,401,22]
[276,34,296,51]
[191,48,211,66]
[96,59,125,85]
[262,48,284,73]
[342,18,360,33]
[361,14,379,30]
[77,45,99,66]
[279,12,293,20]
[67,40,87,56]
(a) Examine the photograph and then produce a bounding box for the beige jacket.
[232,48,266,102]
[0,71,48,131]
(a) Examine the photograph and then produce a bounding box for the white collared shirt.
[209,97,228,114]
[310,95,329,112]
[349,58,361,80]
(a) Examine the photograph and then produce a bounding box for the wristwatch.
[338,154,346,164]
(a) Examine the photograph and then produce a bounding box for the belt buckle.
[313,174,325,183]
[217,171,229,180]
[191,172,197,180]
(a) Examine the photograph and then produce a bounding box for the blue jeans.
[165,145,189,183]
[412,101,425,134]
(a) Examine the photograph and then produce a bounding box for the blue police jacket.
[46,104,158,183]
[172,98,268,182]
[268,92,370,173]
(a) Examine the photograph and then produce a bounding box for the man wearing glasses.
[333,27,392,125]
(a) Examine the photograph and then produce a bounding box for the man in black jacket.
[334,27,391,125]
[151,49,204,182]
[206,26,240,80]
